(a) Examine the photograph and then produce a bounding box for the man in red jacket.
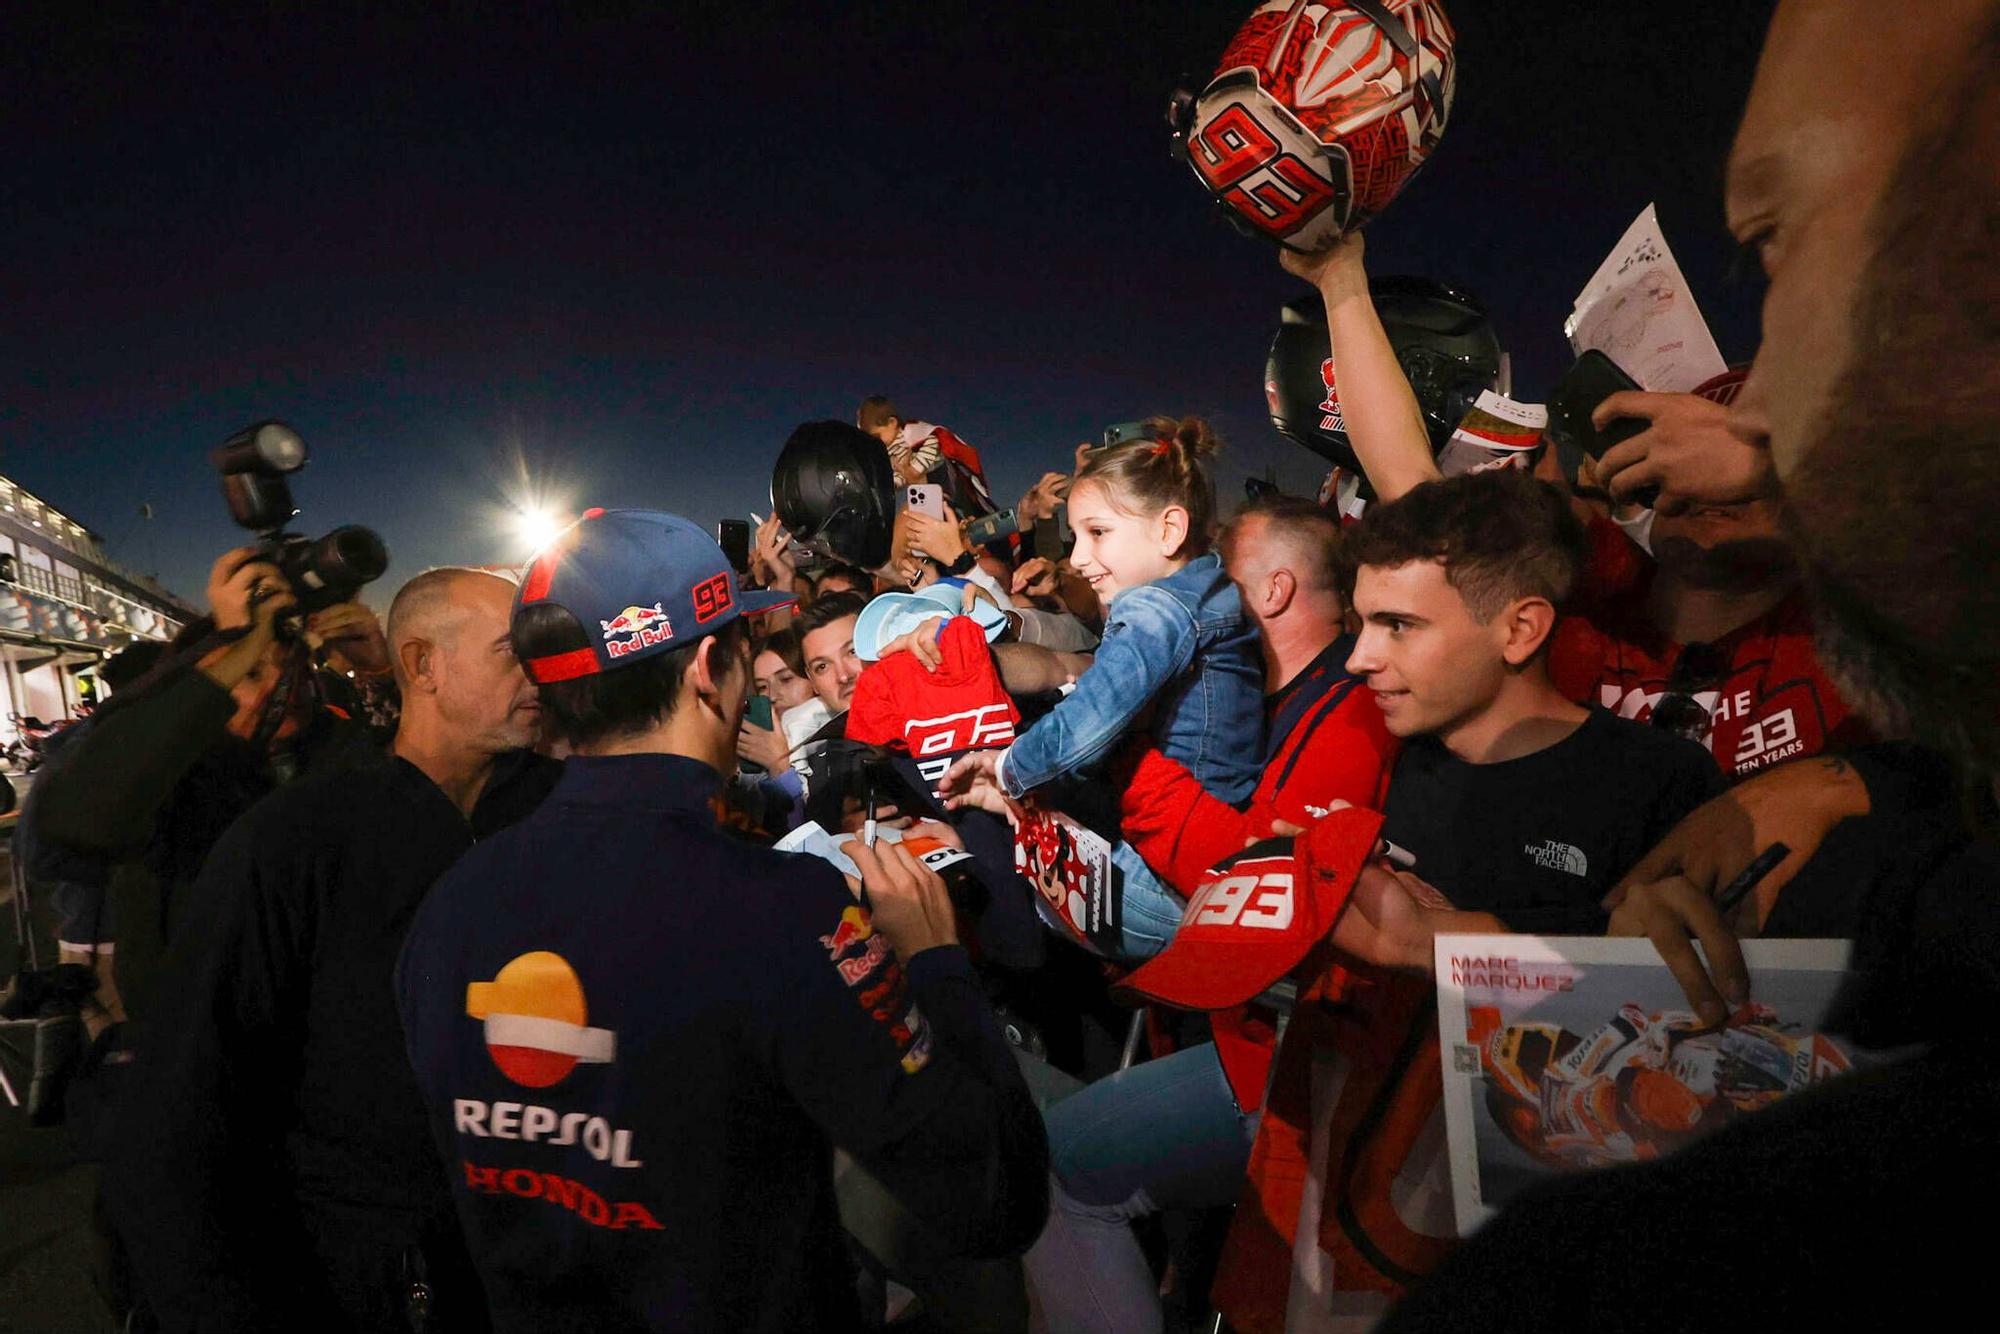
[1017,495,1398,1333]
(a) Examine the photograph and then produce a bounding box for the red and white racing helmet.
[1170,0,1457,251]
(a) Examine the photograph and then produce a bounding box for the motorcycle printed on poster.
[1433,934,1855,1237]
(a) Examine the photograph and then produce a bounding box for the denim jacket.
[1000,552,1263,804]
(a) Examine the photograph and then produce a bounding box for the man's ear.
[397,638,433,691]
[1157,504,1191,558]
[690,635,736,714]
[1498,596,1559,667]
[1263,568,1298,618]
[690,636,720,705]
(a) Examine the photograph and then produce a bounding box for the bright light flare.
[512,506,566,555]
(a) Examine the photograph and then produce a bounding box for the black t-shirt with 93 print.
[1379,707,1723,934]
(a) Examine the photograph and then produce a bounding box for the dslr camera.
[212,421,388,637]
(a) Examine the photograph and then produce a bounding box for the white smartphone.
[904,483,947,520]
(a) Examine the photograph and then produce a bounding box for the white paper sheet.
[1565,204,1728,392]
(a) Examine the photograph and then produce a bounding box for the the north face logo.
[1524,841,1589,877]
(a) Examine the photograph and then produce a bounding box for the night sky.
[2,1,1774,607]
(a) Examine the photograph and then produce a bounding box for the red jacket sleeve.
[1118,745,1252,897]
[845,659,904,748]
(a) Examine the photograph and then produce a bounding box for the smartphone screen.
[904,483,947,520]
[716,519,751,573]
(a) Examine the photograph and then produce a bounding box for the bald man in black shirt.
[107,568,559,1334]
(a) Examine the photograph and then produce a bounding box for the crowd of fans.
[6,1,1998,1331]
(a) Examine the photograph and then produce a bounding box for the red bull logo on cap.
[600,602,673,657]
[465,951,616,1088]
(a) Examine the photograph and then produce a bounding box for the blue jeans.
[49,877,115,950]
[1023,1043,1257,1334]
[1113,840,1187,959]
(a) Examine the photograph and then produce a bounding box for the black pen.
[1716,842,1791,917]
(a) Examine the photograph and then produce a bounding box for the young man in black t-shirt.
[1345,471,1720,934]
[1180,473,1720,1322]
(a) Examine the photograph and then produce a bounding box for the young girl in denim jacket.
[944,416,1263,953]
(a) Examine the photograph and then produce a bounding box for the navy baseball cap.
[514,509,796,683]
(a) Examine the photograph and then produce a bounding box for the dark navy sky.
[1,1,1772,606]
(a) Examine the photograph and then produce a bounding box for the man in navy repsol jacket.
[397,510,1047,1333]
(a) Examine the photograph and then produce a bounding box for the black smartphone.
[1548,350,1646,461]
[716,519,751,574]
[1100,421,1150,450]
[737,693,775,775]
[1033,504,1073,562]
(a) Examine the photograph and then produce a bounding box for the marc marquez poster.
[1434,935,1855,1236]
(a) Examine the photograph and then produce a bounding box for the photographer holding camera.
[28,540,383,1041]
[31,425,392,1033]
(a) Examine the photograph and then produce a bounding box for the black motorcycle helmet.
[770,420,897,570]
[1265,276,1506,471]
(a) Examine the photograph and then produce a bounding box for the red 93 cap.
[1116,806,1384,1012]
[513,509,795,684]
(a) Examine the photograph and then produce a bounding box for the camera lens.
[310,526,389,591]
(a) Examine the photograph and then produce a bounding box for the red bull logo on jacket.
[818,904,934,1075]
[465,951,617,1088]
[820,905,874,961]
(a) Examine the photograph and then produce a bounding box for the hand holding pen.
[1606,842,1791,1029]
[1717,842,1791,920]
